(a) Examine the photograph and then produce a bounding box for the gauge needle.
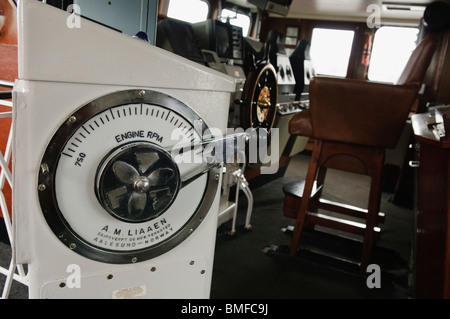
[170,132,248,188]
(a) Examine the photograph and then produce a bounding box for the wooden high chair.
[285,36,437,273]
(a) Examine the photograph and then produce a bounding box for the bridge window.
[167,0,209,23]
[368,26,419,83]
[220,9,251,36]
[309,28,355,77]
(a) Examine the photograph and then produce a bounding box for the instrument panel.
[37,89,219,264]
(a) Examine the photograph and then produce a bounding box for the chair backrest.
[396,35,438,86]
[291,35,438,149]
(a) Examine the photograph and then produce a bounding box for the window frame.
[219,7,251,36]
[166,0,210,23]
[367,25,419,83]
[309,27,356,78]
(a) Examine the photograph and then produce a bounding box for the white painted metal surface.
[12,0,234,299]
[0,101,28,299]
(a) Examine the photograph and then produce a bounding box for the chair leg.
[290,139,322,256]
[313,166,327,210]
[360,151,384,274]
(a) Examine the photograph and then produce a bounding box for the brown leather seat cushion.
[289,109,313,137]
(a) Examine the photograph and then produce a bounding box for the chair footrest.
[283,180,385,224]
[306,212,381,239]
[316,198,385,223]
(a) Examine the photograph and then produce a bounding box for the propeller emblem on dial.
[96,143,180,223]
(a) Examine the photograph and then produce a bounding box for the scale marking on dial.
[38,89,218,264]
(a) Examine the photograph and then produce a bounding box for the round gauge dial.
[38,90,220,264]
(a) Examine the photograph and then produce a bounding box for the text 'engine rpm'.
[38,90,218,264]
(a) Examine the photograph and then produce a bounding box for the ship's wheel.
[240,61,278,134]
